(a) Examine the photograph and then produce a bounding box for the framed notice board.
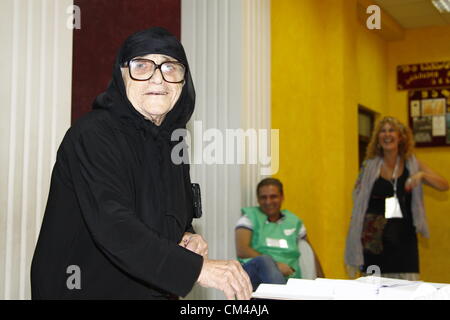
[397,61,450,148]
[408,88,450,147]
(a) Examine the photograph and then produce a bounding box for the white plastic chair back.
[298,239,317,279]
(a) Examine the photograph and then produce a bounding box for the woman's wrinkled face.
[121,54,183,126]
[378,123,401,153]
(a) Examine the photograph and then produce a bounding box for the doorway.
[358,105,376,167]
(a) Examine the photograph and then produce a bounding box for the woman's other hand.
[179,232,208,258]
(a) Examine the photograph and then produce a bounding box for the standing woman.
[31,27,252,299]
[345,116,448,280]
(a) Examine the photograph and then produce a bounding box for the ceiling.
[374,0,450,28]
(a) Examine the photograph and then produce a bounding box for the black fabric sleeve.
[68,124,203,297]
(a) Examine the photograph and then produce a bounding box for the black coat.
[31,27,203,299]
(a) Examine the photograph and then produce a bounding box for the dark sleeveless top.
[362,167,419,273]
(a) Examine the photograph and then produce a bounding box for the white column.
[0,0,73,300]
[241,0,272,207]
[181,0,271,299]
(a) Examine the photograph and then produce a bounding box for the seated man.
[235,178,324,290]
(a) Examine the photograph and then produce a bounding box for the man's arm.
[235,227,294,276]
[235,228,261,259]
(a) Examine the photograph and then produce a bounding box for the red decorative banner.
[397,61,450,90]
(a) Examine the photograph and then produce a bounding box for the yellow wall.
[357,21,388,114]
[387,26,450,283]
[272,0,450,281]
[272,0,360,279]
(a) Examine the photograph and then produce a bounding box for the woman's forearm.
[421,171,449,191]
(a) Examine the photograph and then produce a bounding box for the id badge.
[266,238,289,249]
[385,196,403,219]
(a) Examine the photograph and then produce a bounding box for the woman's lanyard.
[383,156,403,219]
[389,156,399,197]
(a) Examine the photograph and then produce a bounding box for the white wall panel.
[242,0,272,207]
[0,0,73,300]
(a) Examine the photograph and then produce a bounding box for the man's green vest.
[238,206,303,279]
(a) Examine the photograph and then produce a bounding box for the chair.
[298,239,317,279]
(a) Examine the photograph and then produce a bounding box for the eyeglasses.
[124,58,186,83]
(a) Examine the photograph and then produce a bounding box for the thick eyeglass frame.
[123,58,186,83]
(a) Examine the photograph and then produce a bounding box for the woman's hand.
[197,259,253,300]
[179,232,208,258]
[405,172,424,192]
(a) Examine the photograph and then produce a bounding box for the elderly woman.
[345,116,448,280]
[31,27,251,300]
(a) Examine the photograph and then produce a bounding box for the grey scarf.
[344,155,429,268]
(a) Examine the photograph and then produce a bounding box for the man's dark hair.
[256,178,283,197]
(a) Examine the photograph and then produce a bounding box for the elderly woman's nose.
[150,68,164,84]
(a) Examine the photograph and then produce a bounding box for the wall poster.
[398,61,450,147]
[408,88,450,147]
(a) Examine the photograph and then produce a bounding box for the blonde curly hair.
[365,116,415,161]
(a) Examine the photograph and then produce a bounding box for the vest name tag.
[266,238,289,248]
[284,228,296,236]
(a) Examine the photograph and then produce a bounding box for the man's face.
[257,185,284,218]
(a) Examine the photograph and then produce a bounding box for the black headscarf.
[94,26,195,135]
